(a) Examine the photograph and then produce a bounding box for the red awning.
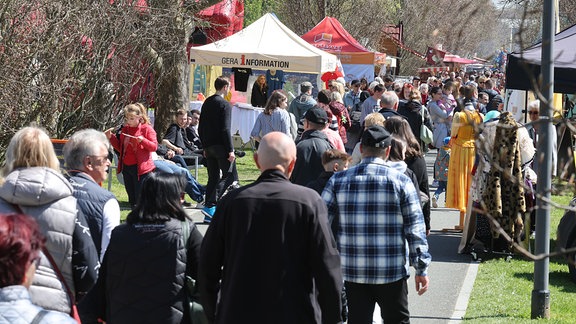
[417,66,451,73]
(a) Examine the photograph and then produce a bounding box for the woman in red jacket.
[105,103,157,208]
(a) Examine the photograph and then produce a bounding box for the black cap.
[351,79,360,86]
[304,107,328,124]
[361,125,392,148]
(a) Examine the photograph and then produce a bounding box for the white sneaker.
[432,196,438,208]
[195,202,205,209]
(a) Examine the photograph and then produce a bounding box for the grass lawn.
[108,149,259,220]
[464,194,576,323]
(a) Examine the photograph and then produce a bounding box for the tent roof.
[302,17,371,53]
[506,23,576,93]
[189,13,338,74]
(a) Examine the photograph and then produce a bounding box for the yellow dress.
[446,110,483,212]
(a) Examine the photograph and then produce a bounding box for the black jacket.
[80,218,203,324]
[198,94,234,153]
[398,100,433,150]
[199,170,343,324]
[251,84,268,107]
[406,156,431,231]
[378,107,406,120]
[291,130,333,186]
[306,171,334,195]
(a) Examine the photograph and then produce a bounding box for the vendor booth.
[190,13,338,74]
[301,17,385,82]
[189,13,338,145]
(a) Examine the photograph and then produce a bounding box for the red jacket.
[109,123,157,177]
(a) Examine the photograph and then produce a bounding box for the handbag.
[181,220,209,324]
[420,106,434,144]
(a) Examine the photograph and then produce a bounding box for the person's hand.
[176,147,184,155]
[104,128,114,139]
[136,135,144,143]
[228,151,235,162]
[166,150,175,159]
[415,275,429,295]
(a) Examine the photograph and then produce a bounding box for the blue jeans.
[434,180,447,198]
[153,160,205,202]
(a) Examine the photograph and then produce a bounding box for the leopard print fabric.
[481,112,526,245]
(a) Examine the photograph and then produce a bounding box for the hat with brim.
[361,125,392,148]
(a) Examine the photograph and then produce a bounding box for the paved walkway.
[186,150,479,323]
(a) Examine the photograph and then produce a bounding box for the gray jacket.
[0,285,76,324]
[0,167,98,313]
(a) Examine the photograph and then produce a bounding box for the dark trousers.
[122,165,151,209]
[204,145,238,207]
[345,279,410,324]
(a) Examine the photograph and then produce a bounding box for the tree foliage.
[0,0,219,162]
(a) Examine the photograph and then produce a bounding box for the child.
[441,82,457,115]
[307,149,351,195]
[432,136,451,208]
[106,103,158,208]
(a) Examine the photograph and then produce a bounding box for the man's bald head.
[254,132,296,176]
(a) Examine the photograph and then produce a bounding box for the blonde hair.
[333,82,345,97]
[125,103,150,125]
[2,126,60,177]
[330,91,344,104]
[409,89,422,101]
[364,112,385,127]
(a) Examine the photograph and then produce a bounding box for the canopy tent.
[189,13,338,74]
[506,23,576,94]
[301,17,385,82]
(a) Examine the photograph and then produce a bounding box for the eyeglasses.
[529,111,539,115]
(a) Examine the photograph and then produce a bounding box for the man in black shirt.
[198,76,239,222]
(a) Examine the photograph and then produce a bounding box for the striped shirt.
[322,157,431,284]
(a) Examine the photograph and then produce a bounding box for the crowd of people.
[0,67,550,323]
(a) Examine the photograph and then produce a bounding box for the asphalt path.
[188,150,478,323]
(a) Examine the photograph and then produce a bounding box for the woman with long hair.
[105,103,157,208]
[384,116,431,235]
[428,86,451,149]
[251,75,268,107]
[329,91,351,145]
[250,90,291,143]
[446,85,483,228]
[80,170,203,324]
[398,89,433,153]
[0,126,98,314]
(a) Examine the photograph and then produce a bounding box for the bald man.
[199,132,343,324]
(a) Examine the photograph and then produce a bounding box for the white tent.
[189,13,338,74]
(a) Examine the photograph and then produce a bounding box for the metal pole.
[531,0,554,319]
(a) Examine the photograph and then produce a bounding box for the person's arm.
[309,196,343,324]
[281,111,291,135]
[72,209,100,300]
[198,208,225,323]
[139,125,158,153]
[399,177,431,293]
[250,114,263,142]
[220,101,234,156]
[186,222,204,279]
[100,198,120,262]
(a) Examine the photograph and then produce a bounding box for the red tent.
[196,0,244,43]
[301,17,385,65]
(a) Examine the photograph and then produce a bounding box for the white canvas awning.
[190,13,338,74]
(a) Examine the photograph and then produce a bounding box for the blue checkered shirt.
[322,157,431,284]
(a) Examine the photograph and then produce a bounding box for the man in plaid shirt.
[322,125,431,323]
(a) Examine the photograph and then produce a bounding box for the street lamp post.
[531,0,554,318]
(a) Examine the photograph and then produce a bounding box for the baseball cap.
[361,125,392,148]
[304,106,328,124]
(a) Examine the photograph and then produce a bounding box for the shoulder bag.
[181,220,209,324]
[420,106,434,144]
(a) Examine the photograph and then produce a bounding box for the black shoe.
[235,150,246,158]
[182,201,193,208]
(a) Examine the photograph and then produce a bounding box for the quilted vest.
[67,172,116,259]
[0,167,77,314]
